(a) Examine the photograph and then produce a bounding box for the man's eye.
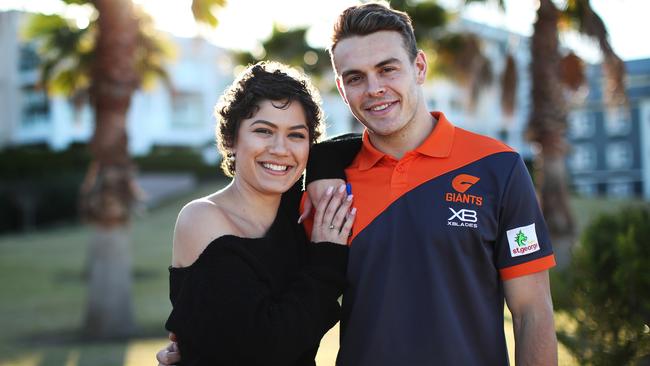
[382,67,396,73]
[346,76,362,84]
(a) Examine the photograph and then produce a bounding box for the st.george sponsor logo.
[506,223,540,257]
[445,174,483,206]
[511,242,539,255]
[447,207,478,228]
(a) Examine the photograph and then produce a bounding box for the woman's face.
[232,99,310,196]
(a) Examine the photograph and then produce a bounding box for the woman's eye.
[289,132,306,139]
[253,128,272,135]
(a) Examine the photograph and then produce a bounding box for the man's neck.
[368,109,437,159]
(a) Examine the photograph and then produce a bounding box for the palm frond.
[500,54,517,116]
[559,52,585,91]
[133,4,176,90]
[23,13,94,97]
[434,32,493,110]
[191,0,226,27]
[562,0,627,105]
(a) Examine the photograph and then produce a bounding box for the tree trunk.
[83,226,135,338]
[527,0,576,267]
[81,0,140,338]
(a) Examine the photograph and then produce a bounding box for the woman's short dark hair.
[215,61,324,177]
[329,1,418,62]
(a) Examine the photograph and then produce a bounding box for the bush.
[134,145,222,181]
[0,145,89,232]
[0,144,222,232]
[555,205,650,365]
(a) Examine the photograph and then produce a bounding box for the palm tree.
[447,0,626,264]
[25,0,225,339]
[526,0,626,264]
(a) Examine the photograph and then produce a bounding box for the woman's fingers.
[331,193,353,233]
[339,207,356,238]
[310,183,357,245]
[313,186,334,227]
[322,184,347,228]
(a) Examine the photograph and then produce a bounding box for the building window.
[569,144,597,171]
[171,92,202,127]
[605,142,632,169]
[568,110,594,138]
[21,86,50,125]
[19,44,40,72]
[573,180,597,197]
[607,181,633,198]
[605,107,631,136]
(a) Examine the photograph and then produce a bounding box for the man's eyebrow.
[340,57,402,79]
[251,120,307,130]
[376,57,401,68]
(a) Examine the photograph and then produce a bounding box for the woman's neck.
[221,178,282,236]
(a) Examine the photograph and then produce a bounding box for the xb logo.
[448,208,477,223]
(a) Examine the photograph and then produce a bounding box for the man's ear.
[414,50,428,85]
[336,78,349,105]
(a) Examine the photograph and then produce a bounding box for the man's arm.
[504,270,558,366]
[156,334,180,365]
[299,133,362,222]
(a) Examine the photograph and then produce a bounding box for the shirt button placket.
[390,158,409,195]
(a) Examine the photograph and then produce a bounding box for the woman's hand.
[310,183,356,245]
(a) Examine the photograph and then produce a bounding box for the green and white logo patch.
[506,223,540,257]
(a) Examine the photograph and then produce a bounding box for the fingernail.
[346,194,353,201]
[346,183,352,195]
[350,207,357,215]
[338,184,346,193]
[297,216,303,224]
[326,186,334,195]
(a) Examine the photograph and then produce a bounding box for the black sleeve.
[305,133,362,185]
[166,240,348,365]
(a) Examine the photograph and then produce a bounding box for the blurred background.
[0,0,649,365]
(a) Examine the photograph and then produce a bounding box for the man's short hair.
[329,1,418,62]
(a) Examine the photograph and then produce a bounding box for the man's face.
[333,31,427,139]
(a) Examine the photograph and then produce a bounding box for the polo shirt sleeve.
[495,155,555,281]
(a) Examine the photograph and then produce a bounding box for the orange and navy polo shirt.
[335,112,555,366]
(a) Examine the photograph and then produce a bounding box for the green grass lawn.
[0,183,643,366]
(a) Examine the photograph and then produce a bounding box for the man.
[158,2,557,365]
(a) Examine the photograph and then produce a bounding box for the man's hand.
[299,179,346,223]
[156,333,181,366]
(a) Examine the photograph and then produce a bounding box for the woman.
[164,61,356,365]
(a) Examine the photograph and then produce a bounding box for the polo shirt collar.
[357,111,455,171]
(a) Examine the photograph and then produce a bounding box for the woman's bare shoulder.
[172,194,236,267]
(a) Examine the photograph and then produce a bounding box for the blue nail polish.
[346,183,352,195]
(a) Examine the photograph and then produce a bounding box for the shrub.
[556,205,650,365]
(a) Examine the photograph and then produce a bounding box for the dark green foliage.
[134,145,222,181]
[0,145,89,232]
[555,206,650,365]
[235,25,331,77]
[390,0,448,44]
[0,145,220,233]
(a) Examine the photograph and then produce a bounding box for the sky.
[2,0,649,63]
